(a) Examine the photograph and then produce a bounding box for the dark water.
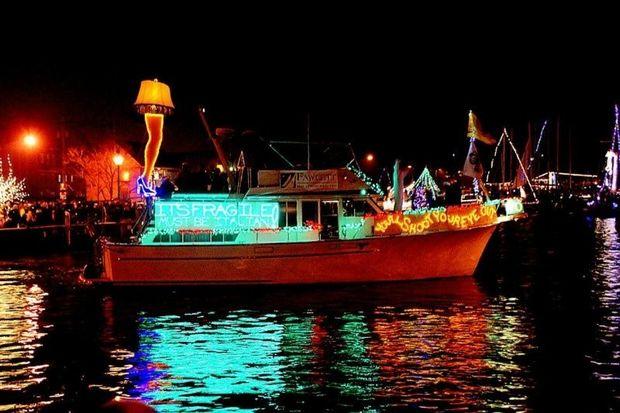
[1,215,619,412]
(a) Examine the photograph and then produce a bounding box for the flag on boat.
[467,111,497,145]
[463,139,484,179]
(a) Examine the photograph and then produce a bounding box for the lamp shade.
[134,79,175,115]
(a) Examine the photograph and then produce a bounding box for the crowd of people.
[0,200,143,229]
[174,163,230,193]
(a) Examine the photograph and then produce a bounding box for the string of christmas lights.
[412,186,428,209]
[604,105,620,191]
[532,120,549,160]
[613,105,620,153]
[0,155,27,204]
[413,167,440,200]
[375,203,497,235]
[485,131,506,183]
[346,165,385,196]
[153,224,323,237]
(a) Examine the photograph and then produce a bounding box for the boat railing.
[147,225,323,245]
[131,205,151,239]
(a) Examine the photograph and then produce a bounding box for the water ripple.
[2,217,620,411]
[0,271,48,410]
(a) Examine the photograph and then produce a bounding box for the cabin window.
[278,201,298,227]
[320,200,339,239]
[152,232,238,244]
[321,200,339,216]
[301,200,319,226]
[287,202,297,226]
[343,198,374,217]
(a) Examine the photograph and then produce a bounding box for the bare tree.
[66,143,136,201]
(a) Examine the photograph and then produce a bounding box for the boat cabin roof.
[246,168,369,196]
[166,191,378,205]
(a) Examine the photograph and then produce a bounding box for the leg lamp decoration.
[134,79,174,197]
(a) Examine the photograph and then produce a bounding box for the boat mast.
[547,120,551,190]
[198,107,234,192]
[506,128,538,201]
[603,104,620,191]
[568,127,573,190]
[509,128,515,182]
[531,119,549,173]
[612,105,620,191]
[528,121,532,170]
[556,117,560,177]
[306,112,310,170]
[485,130,506,183]
[502,132,507,184]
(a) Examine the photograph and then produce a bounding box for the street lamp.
[363,153,376,170]
[113,153,124,200]
[23,134,38,149]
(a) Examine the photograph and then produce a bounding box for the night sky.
[1,14,617,175]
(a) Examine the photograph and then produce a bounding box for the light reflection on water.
[95,288,533,412]
[590,219,620,392]
[128,312,286,410]
[1,217,620,411]
[0,270,49,412]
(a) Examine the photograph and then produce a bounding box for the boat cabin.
[141,168,381,245]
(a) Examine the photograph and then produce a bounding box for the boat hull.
[99,223,499,285]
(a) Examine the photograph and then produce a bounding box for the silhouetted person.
[445,180,462,205]
[174,162,193,192]
[156,176,177,199]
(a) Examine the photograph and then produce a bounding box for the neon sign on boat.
[374,204,497,235]
[154,201,279,232]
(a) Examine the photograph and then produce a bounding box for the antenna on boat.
[248,131,295,168]
[347,142,361,170]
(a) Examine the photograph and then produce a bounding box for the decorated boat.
[90,166,523,285]
[584,104,620,217]
[85,80,525,285]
